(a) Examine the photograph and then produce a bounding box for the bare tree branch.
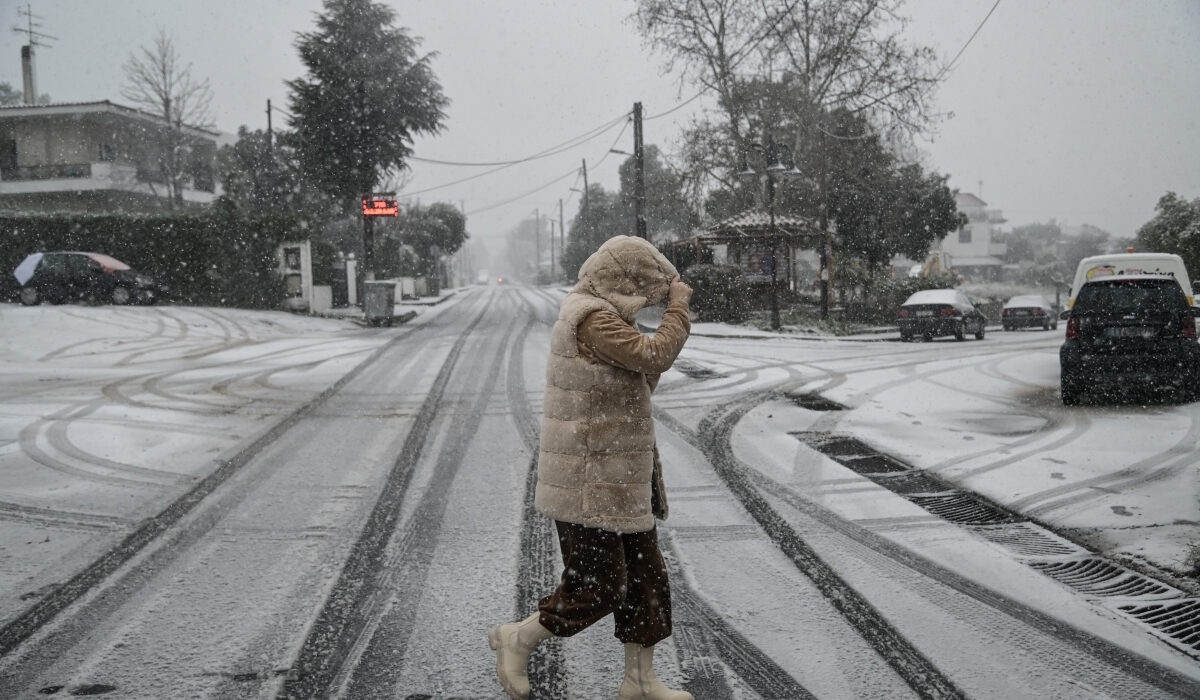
[121,29,215,208]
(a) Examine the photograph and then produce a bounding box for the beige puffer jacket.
[534,235,690,533]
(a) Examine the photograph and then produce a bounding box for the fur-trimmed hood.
[572,236,678,323]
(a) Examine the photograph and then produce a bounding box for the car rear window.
[1074,279,1186,317]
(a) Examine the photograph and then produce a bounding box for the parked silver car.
[897,289,987,341]
[1002,294,1057,331]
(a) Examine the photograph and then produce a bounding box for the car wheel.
[954,321,965,341]
[900,332,912,342]
[1052,322,1058,331]
[111,286,132,305]
[975,322,985,340]
[1002,323,1011,331]
[18,286,40,306]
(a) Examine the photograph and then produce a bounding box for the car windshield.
[1075,279,1185,318]
[1005,296,1044,308]
[903,289,959,306]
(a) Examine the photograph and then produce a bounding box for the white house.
[0,100,221,213]
[938,192,1008,280]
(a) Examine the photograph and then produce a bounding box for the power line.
[477,119,630,218]
[401,116,627,198]
[410,112,628,167]
[937,0,1002,81]
[644,89,707,120]
[466,167,579,216]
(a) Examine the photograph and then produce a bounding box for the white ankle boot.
[617,642,693,700]
[488,612,554,699]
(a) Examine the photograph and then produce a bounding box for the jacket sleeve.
[576,300,691,375]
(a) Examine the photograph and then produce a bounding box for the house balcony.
[0,160,216,204]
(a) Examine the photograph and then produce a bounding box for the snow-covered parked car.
[1001,294,1057,331]
[897,288,987,342]
[14,251,165,306]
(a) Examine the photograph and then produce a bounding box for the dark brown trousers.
[537,521,672,646]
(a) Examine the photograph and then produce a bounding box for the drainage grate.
[870,470,953,495]
[792,433,875,458]
[907,493,1017,525]
[789,393,846,411]
[969,523,1087,558]
[674,360,725,379]
[790,428,1200,658]
[1030,558,1184,599]
[1117,599,1200,652]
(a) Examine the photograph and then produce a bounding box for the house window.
[958,226,972,244]
[0,138,16,172]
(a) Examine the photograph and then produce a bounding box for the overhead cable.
[466,168,580,216]
[479,119,630,217]
[401,116,627,197]
[409,112,628,167]
[936,0,1002,81]
[644,89,707,120]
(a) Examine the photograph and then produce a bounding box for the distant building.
[937,192,1008,281]
[0,100,222,213]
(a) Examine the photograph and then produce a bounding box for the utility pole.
[581,159,590,246]
[548,219,555,280]
[633,102,647,239]
[535,208,541,281]
[355,81,375,280]
[820,162,832,320]
[558,198,565,265]
[581,159,590,216]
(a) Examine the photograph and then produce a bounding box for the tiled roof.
[705,208,819,234]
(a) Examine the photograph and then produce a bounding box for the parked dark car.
[1002,294,1057,331]
[897,289,987,341]
[1059,275,1200,405]
[14,251,165,306]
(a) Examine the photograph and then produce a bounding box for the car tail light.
[939,306,957,316]
[1002,308,1011,317]
[1032,308,1044,316]
[1183,312,1196,339]
[898,308,910,318]
[1065,317,1080,340]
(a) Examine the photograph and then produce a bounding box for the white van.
[1068,252,1194,308]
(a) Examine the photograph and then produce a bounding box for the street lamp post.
[738,136,803,331]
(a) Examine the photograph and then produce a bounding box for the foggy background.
[3,0,1198,253]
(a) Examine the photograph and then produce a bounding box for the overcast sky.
[3,0,1199,248]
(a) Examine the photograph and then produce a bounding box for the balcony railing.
[0,160,217,202]
[1,162,92,181]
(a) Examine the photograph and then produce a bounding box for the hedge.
[1,210,335,308]
[682,264,755,323]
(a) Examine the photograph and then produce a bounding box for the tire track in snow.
[1016,404,1200,517]
[663,391,1200,699]
[662,392,969,700]
[0,309,431,662]
[504,296,569,700]
[278,290,496,699]
[333,300,518,697]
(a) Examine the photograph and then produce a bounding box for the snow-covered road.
[0,287,1198,698]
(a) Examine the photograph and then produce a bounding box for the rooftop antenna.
[13,3,55,47]
[12,3,56,105]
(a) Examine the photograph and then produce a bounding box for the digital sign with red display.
[362,197,399,217]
